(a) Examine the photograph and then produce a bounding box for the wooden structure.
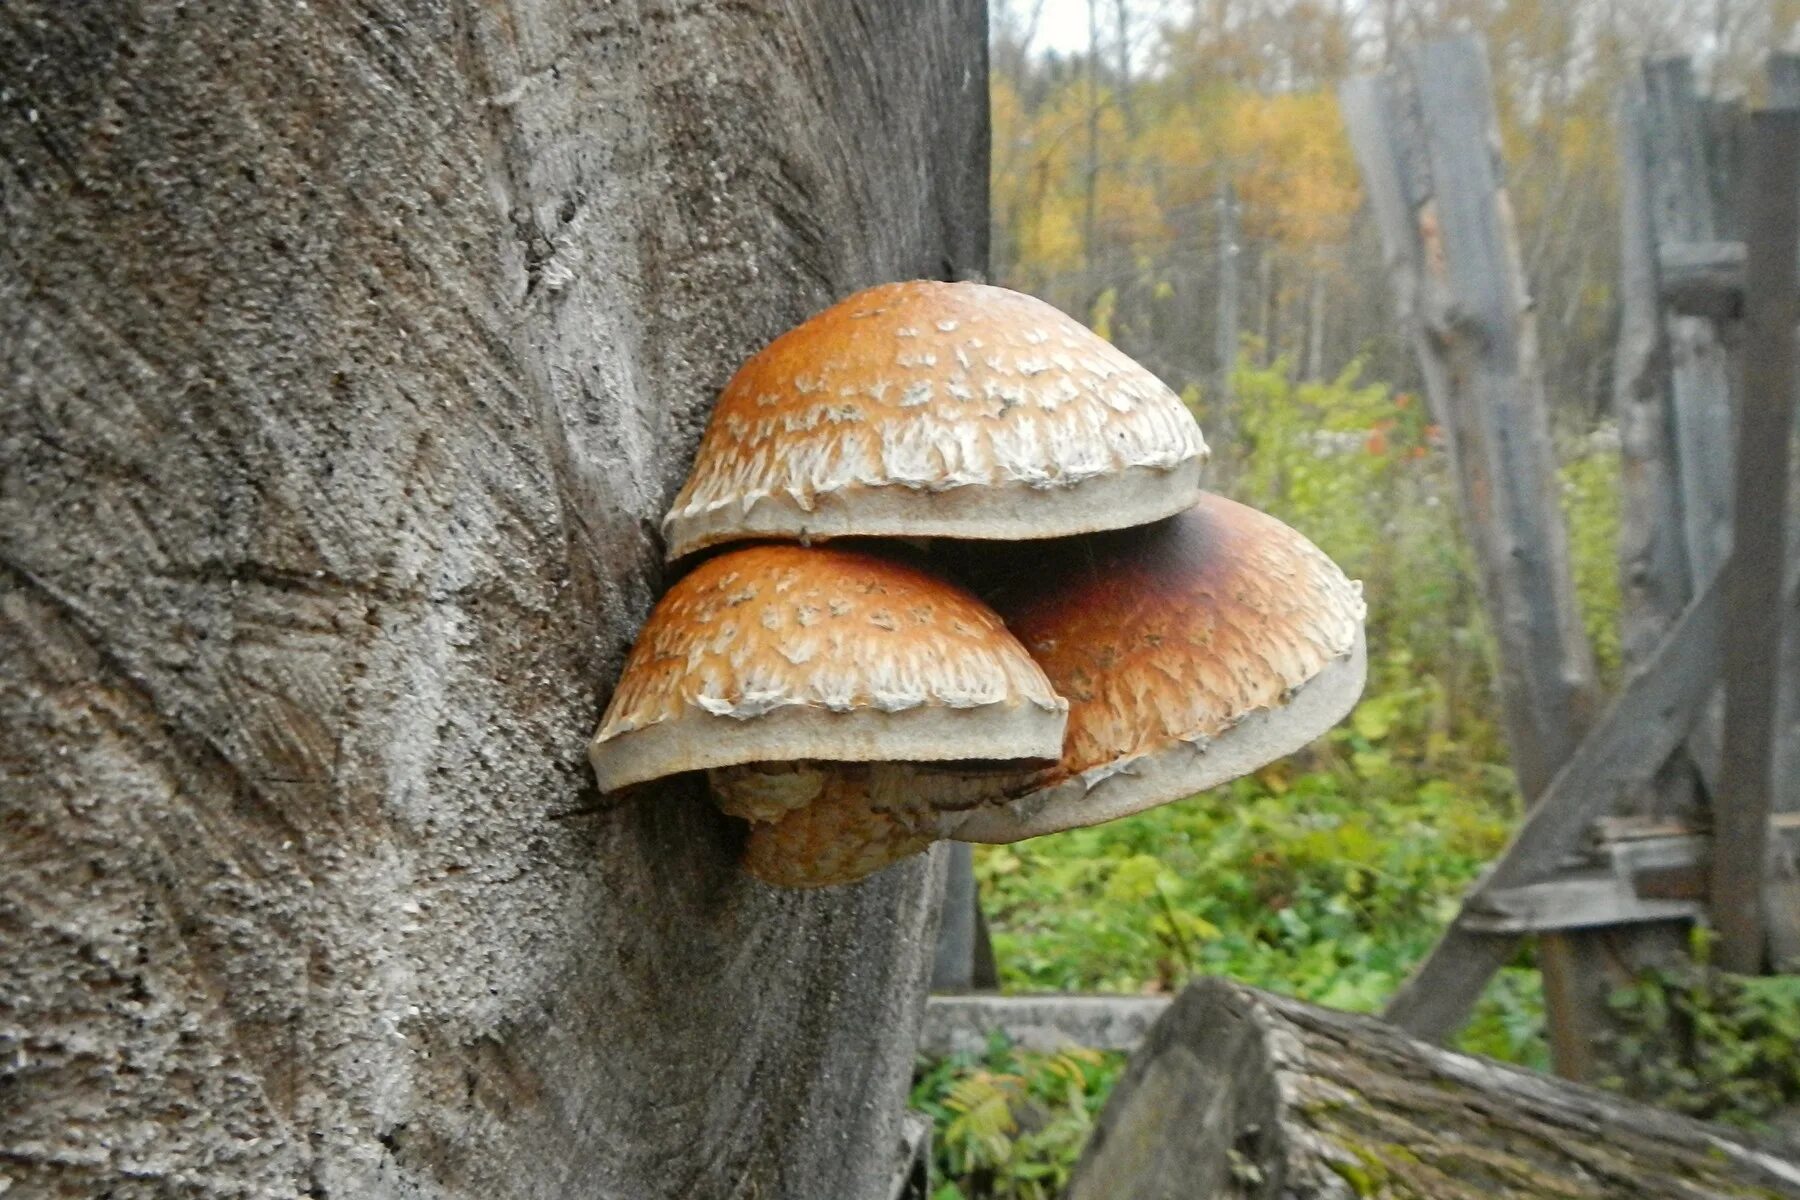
[1065,978,1800,1199]
[1342,40,1800,1074]
[931,843,999,992]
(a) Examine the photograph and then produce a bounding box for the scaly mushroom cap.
[588,544,1067,794]
[661,280,1209,561]
[950,494,1367,843]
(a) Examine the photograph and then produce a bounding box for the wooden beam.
[1462,820,1800,932]
[1657,239,1746,319]
[919,994,1171,1057]
[888,1112,932,1200]
[1644,58,1739,587]
[1713,108,1800,973]
[1340,43,1600,808]
[1766,53,1800,973]
[1463,876,1701,935]
[1615,78,1704,832]
[1341,38,1604,1066]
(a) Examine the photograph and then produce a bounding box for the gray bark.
[0,3,988,1198]
[1066,978,1800,1200]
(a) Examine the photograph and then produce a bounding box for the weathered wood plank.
[1713,108,1800,973]
[890,1112,933,1200]
[1482,575,1724,894]
[1406,37,1603,798]
[1658,239,1747,318]
[1462,876,1700,934]
[918,994,1172,1057]
[1766,55,1800,972]
[1065,978,1800,1200]
[1342,37,1603,1056]
[1645,58,1740,584]
[1340,36,1600,793]
[1460,821,1800,931]
[932,843,998,992]
[1615,80,1704,833]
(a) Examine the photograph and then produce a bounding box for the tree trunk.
[0,3,987,1198]
[1066,978,1800,1200]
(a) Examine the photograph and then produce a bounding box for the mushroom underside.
[663,456,1205,561]
[948,629,1368,843]
[588,698,1066,795]
[739,795,937,889]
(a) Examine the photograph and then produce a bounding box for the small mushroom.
[587,543,1067,883]
[730,761,1003,889]
[661,280,1209,562]
[947,493,1367,843]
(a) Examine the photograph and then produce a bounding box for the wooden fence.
[1343,39,1800,1077]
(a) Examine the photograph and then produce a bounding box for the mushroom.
[587,542,1068,883]
[945,493,1367,843]
[730,761,1002,889]
[661,280,1209,562]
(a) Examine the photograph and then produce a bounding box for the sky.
[1032,0,1095,56]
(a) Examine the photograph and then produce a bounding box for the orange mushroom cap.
[949,493,1367,842]
[661,280,1209,561]
[588,543,1067,794]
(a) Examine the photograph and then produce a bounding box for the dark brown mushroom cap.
[949,493,1367,842]
[588,543,1066,794]
[661,280,1208,561]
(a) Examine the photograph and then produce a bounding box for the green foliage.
[1559,433,1624,682]
[1223,360,1503,773]
[1600,929,1800,1127]
[911,1035,1124,1200]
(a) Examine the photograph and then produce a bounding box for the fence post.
[1644,58,1739,585]
[1768,56,1800,969]
[1713,108,1800,973]
[1614,80,1706,853]
[1340,36,1605,1068]
[932,843,998,992]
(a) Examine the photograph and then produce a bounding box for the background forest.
[917,2,1800,1195]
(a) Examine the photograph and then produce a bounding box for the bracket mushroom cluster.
[589,280,1366,887]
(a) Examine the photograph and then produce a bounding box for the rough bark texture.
[0,3,987,1197]
[1066,978,1800,1200]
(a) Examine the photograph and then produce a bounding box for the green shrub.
[1600,928,1800,1127]
[911,1035,1125,1200]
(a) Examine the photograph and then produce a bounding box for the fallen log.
[1066,978,1800,1199]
